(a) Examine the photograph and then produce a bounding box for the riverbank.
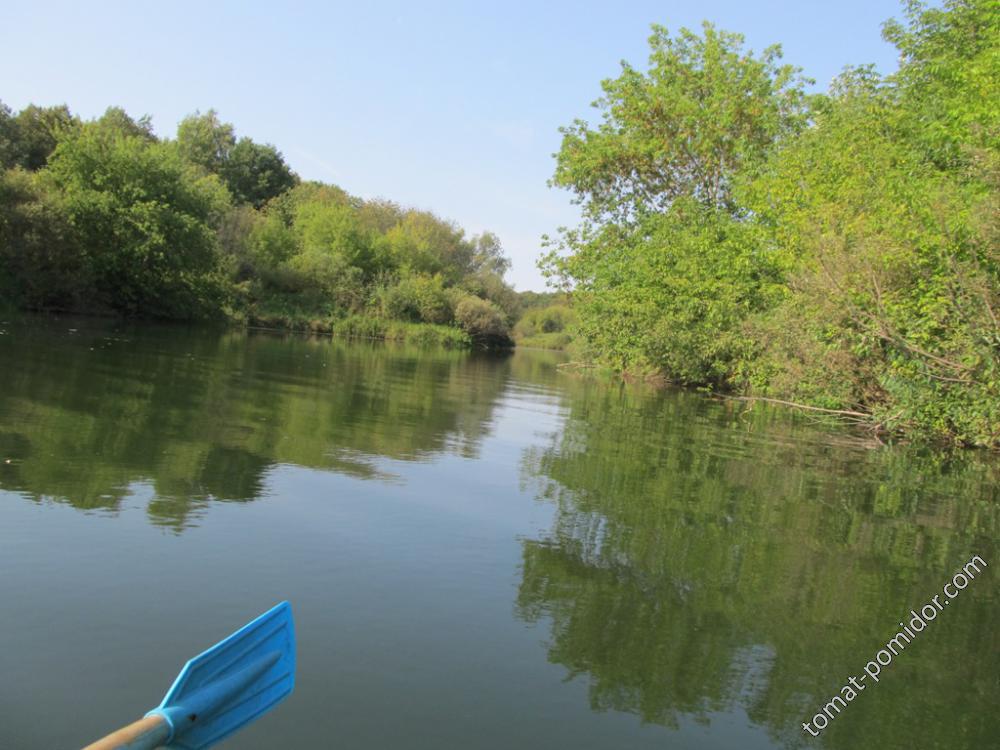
[243,309,474,348]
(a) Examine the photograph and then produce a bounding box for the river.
[0,316,996,748]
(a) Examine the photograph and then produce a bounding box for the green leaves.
[549,22,805,385]
[41,121,228,318]
[552,21,810,223]
[549,5,1000,446]
[177,110,298,208]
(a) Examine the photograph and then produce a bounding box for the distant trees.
[546,0,999,446]
[177,110,297,208]
[0,101,516,346]
[0,103,78,170]
[513,301,576,350]
[43,116,229,317]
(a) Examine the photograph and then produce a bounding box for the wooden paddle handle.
[81,714,171,750]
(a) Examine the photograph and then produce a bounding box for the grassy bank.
[249,312,472,348]
[238,299,473,348]
[515,332,573,350]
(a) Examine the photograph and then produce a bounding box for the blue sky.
[2,1,906,290]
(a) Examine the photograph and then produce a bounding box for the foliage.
[551,22,810,223]
[42,121,231,317]
[0,167,87,308]
[0,101,21,169]
[0,102,80,171]
[0,103,514,347]
[513,302,577,349]
[177,110,297,208]
[382,210,476,283]
[547,2,1000,446]
[379,274,454,324]
[454,295,512,345]
[222,138,298,208]
[176,109,235,174]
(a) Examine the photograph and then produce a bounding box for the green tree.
[741,1,1000,446]
[0,168,87,308]
[221,137,297,208]
[176,109,235,174]
[384,211,475,283]
[12,104,78,170]
[176,111,296,208]
[454,295,511,343]
[551,22,809,222]
[44,122,230,318]
[882,0,999,169]
[546,23,807,383]
[94,106,157,141]
[0,100,22,169]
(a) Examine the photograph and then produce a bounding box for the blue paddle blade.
[148,602,296,750]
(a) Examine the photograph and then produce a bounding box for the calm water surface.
[0,317,996,749]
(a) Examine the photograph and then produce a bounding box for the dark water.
[0,317,996,749]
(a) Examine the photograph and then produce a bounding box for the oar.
[83,601,296,750]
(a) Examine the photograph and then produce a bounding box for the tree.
[383,210,475,283]
[471,231,510,276]
[454,295,511,344]
[545,22,808,383]
[176,109,235,174]
[551,22,810,223]
[94,106,157,141]
[740,4,1000,446]
[176,111,296,207]
[0,100,22,169]
[0,167,87,309]
[44,122,230,318]
[222,137,297,208]
[12,104,78,170]
[882,0,1000,169]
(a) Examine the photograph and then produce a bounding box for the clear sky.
[2,0,906,290]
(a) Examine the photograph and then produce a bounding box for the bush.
[454,295,512,344]
[43,125,229,318]
[379,275,453,324]
[514,304,577,338]
[0,168,90,310]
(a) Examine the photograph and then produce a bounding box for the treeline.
[545,0,999,447]
[0,105,517,346]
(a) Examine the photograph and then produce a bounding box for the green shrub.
[379,274,454,324]
[454,295,512,344]
[514,304,577,339]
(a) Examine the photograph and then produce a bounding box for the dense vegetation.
[511,292,577,349]
[0,106,517,346]
[544,0,999,447]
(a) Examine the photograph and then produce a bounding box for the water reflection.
[1,316,997,748]
[0,317,513,528]
[516,383,999,748]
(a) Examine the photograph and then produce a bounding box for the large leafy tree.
[176,109,235,174]
[222,137,297,208]
[0,167,86,308]
[882,0,999,169]
[44,121,230,317]
[546,23,808,382]
[0,100,22,169]
[11,104,78,170]
[552,22,809,223]
[743,0,1000,445]
[176,110,296,208]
